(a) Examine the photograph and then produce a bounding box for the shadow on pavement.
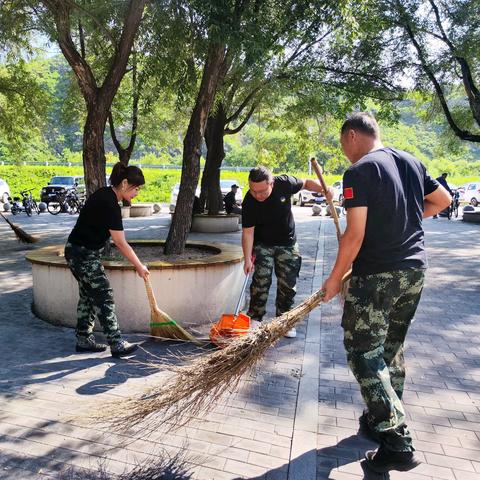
[234,435,389,479]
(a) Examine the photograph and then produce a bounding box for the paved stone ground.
[0,208,479,479]
[316,216,480,480]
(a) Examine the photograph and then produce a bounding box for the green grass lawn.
[0,165,343,203]
[1,164,475,203]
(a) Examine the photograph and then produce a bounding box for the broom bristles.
[0,212,38,243]
[89,288,325,431]
[150,307,201,345]
[151,323,200,343]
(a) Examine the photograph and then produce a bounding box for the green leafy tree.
[0,0,148,194]
[380,0,480,143]
[0,58,52,160]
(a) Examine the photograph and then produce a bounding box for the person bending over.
[65,162,149,357]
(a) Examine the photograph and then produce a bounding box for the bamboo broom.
[0,212,39,244]
[145,276,201,345]
[91,287,326,429]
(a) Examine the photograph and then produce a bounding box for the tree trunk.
[83,108,108,196]
[164,43,227,255]
[43,0,147,196]
[200,103,227,214]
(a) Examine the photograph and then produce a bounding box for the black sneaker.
[76,335,107,353]
[110,339,138,358]
[365,446,421,473]
[358,409,380,442]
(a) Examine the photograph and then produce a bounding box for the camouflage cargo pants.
[64,242,122,344]
[342,268,425,452]
[247,243,302,320]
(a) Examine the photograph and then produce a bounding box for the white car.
[170,183,201,212]
[463,181,480,207]
[0,178,11,204]
[332,180,343,203]
[293,190,326,206]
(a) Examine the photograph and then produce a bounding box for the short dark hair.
[442,172,448,177]
[249,166,273,183]
[341,112,380,138]
[109,162,145,187]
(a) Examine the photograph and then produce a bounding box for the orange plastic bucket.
[209,313,251,348]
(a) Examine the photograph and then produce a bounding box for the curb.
[288,220,325,479]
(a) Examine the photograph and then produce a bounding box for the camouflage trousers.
[64,242,122,344]
[247,243,302,320]
[342,268,425,452]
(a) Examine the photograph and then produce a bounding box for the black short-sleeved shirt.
[224,191,236,214]
[343,147,439,275]
[68,187,123,250]
[242,175,304,246]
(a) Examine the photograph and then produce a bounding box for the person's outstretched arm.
[302,179,334,202]
[110,230,149,279]
[322,206,367,302]
[424,186,452,218]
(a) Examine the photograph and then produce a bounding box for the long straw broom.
[91,287,326,429]
[0,212,38,244]
[145,276,201,345]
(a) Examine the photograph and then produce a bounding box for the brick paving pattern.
[0,208,478,479]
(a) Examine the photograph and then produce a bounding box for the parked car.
[170,179,243,212]
[331,180,343,203]
[463,181,480,207]
[293,189,326,206]
[169,183,201,212]
[40,176,85,204]
[0,178,11,204]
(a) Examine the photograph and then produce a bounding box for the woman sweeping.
[65,162,149,357]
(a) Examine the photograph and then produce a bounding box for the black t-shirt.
[343,147,439,275]
[68,187,123,250]
[242,175,304,246]
[224,191,236,213]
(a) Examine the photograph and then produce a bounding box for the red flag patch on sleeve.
[344,187,354,200]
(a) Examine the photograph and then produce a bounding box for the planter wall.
[462,212,480,223]
[191,214,240,233]
[121,206,131,218]
[26,241,245,334]
[130,203,153,217]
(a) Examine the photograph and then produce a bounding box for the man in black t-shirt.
[322,113,451,474]
[223,184,242,214]
[242,166,330,338]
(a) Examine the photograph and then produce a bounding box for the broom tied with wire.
[145,275,201,345]
[0,212,38,244]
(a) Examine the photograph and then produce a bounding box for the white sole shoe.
[250,319,262,330]
[284,327,297,338]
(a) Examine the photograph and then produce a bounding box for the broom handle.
[144,275,158,312]
[234,271,250,316]
[310,158,342,242]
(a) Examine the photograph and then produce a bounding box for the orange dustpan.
[210,269,252,348]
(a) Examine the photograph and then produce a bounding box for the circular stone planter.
[26,240,244,334]
[462,211,480,223]
[121,206,131,218]
[191,214,240,233]
[130,203,153,217]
